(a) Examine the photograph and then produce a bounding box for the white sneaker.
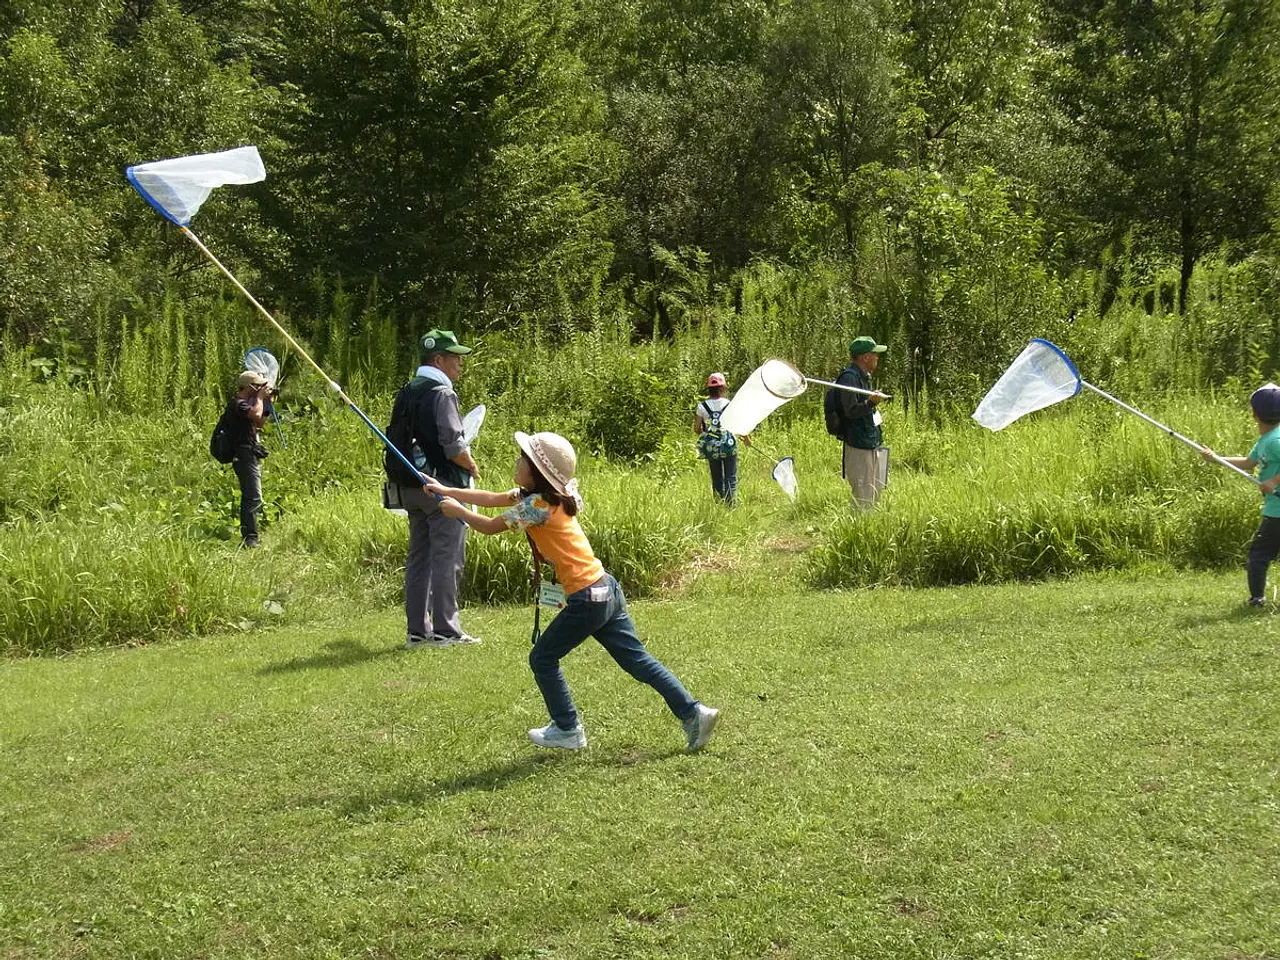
[682,704,720,752]
[406,633,453,649]
[438,632,482,645]
[528,722,587,750]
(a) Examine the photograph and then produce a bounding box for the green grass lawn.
[3,570,1278,959]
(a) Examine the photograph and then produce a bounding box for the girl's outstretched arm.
[437,496,510,535]
[425,482,520,508]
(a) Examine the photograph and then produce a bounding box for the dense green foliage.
[3,0,1279,410]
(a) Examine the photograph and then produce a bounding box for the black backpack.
[824,367,855,438]
[384,380,428,486]
[383,379,471,487]
[209,404,236,464]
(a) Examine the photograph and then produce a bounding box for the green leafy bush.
[582,359,674,462]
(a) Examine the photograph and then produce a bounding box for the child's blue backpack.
[696,401,737,460]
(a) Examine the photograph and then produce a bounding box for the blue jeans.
[529,574,698,730]
[708,454,738,504]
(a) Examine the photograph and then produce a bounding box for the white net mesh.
[243,347,279,387]
[772,457,797,500]
[972,339,1081,431]
[720,359,806,434]
[462,404,486,447]
[127,146,265,226]
[758,359,807,399]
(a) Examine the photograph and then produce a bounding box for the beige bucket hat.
[514,431,581,504]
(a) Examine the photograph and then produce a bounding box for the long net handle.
[181,226,430,491]
[183,227,332,392]
[802,375,888,399]
[270,406,288,448]
[1080,381,1259,486]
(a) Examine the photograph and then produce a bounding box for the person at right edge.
[386,329,482,649]
[1200,382,1280,608]
[837,336,891,509]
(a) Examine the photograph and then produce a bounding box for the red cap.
[706,372,727,388]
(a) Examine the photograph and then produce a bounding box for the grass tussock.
[807,401,1259,588]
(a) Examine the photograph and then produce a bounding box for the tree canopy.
[2,0,1277,398]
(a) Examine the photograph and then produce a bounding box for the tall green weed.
[0,520,264,655]
[806,399,1259,589]
[5,289,1278,654]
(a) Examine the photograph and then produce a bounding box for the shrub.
[582,357,674,462]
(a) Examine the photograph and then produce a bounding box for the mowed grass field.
[2,570,1278,959]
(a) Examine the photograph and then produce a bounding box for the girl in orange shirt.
[427,431,720,752]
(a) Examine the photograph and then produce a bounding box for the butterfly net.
[126,146,265,227]
[462,404,487,447]
[972,339,1081,431]
[243,347,279,387]
[772,457,798,500]
[720,359,807,435]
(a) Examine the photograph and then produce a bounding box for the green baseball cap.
[418,329,473,361]
[849,335,887,356]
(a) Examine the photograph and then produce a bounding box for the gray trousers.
[399,485,467,638]
[843,445,888,508]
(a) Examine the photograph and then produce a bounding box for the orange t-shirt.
[502,494,604,594]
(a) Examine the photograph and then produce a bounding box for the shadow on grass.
[258,637,399,675]
[336,756,558,819]
[1176,604,1274,630]
[337,748,690,819]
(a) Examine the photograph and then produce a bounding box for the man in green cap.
[833,335,891,508]
[384,329,482,648]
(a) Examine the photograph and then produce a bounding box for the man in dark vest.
[836,335,890,508]
[387,329,481,648]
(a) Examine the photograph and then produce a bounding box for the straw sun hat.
[515,431,582,505]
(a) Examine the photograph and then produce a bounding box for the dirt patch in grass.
[890,896,939,922]
[658,548,741,592]
[762,535,812,553]
[70,829,132,855]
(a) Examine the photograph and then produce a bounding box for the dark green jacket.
[837,364,882,449]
